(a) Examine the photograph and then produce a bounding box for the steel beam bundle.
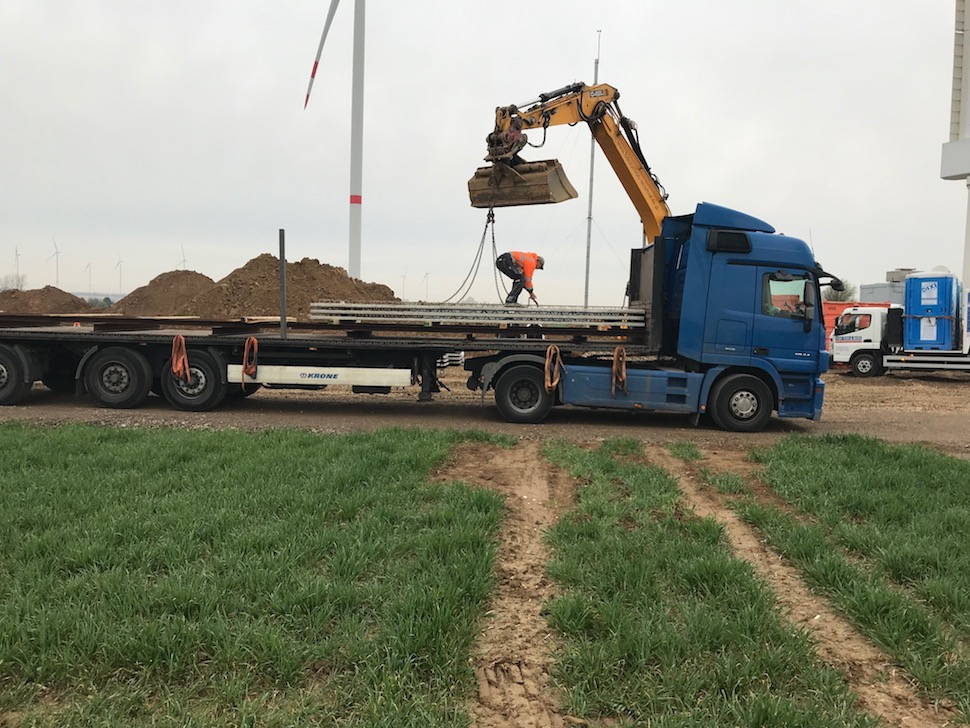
[309,301,646,329]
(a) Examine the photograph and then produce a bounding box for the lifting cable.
[544,344,563,393]
[241,336,259,388]
[611,345,628,398]
[439,209,496,304]
[170,335,191,383]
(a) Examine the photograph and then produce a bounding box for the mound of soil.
[109,270,215,316]
[0,286,91,314]
[178,254,397,320]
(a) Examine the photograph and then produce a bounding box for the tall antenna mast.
[583,30,602,308]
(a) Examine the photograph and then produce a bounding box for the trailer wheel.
[0,344,31,406]
[709,374,773,433]
[494,365,554,423]
[850,352,883,377]
[84,347,152,409]
[160,350,227,412]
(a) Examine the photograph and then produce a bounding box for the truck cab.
[830,306,891,376]
[623,202,833,429]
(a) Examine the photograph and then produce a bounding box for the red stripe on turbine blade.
[310,60,319,79]
[350,195,362,204]
[304,94,311,109]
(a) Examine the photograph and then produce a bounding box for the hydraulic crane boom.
[468,82,671,241]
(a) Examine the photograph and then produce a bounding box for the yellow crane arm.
[489,82,671,241]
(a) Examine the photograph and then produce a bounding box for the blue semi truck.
[0,202,836,432]
[463,202,838,432]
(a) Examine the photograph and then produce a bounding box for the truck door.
[750,267,819,373]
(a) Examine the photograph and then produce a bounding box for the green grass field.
[541,439,875,727]
[737,434,970,717]
[0,424,505,727]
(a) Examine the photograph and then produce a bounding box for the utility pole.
[583,30,602,308]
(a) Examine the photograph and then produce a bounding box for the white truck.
[832,301,970,376]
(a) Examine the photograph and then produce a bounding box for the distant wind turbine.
[14,247,21,289]
[49,237,62,287]
[115,258,124,293]
[178,245,187,270]
[304,0,366,279]
[84,262,92,293]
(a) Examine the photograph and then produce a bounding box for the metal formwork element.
[309,301,646,329]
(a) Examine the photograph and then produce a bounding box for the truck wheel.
[84,347,152,409]
[709,374,773,433]
[0,344,31,406]
[850,352,882,377]
[494,365,554,424]
[160,350,227,412]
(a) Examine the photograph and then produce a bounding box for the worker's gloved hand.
[528,290,538,305]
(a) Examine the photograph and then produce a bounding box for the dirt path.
[435,442,575,728]
[647,446,959,728]
[4,370,970,458]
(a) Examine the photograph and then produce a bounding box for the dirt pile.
[178,254,397,320]
[109,270,215,316]
[0,286,91,314]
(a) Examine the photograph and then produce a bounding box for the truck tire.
[709,373,773,432]
[160,350,227,412]
[84,347,152,409]
[0,344,31,406]
[850,352,883,377]
[494,365,554,424]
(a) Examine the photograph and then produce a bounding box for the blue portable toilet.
[904,271,959,350]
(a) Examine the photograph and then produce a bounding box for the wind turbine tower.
[305,0,366,280]
[942,0,970,352]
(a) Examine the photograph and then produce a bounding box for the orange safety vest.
[510,251,540,290]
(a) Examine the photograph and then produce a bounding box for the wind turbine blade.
[304,0,341,109]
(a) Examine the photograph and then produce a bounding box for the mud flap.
[468,160,578,208]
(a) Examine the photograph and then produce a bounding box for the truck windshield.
[835,313,871,336]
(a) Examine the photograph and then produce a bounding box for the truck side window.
[834,314,871,335]
[762,273,808,318]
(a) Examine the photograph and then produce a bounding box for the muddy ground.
[2,369,968,456]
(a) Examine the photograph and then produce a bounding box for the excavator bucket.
[468,160,578,208]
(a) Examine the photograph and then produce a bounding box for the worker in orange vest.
[495,251,544,305]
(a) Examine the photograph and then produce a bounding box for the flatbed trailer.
[0,308,668,423]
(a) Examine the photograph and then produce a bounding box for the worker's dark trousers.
[495,253,525,304]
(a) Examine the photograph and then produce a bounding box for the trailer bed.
[0,309,652,355]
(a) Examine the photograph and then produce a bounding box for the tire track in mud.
[647,445,959,728]
[435,441,576,728]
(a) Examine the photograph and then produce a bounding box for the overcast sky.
[1,1,965,304]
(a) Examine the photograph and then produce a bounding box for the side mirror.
[829,277,845,293]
